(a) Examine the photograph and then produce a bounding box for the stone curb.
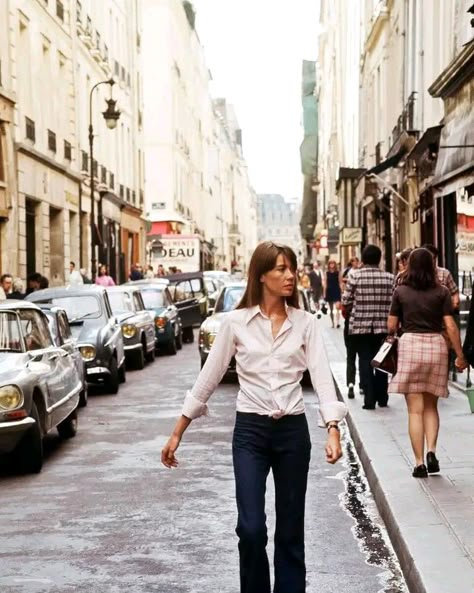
[333,379,426,593]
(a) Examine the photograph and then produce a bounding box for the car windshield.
[0,312,22,352]
[141,290,165,309]
[50,296,101,322]
[215,286,245,313]
[108,291,134,314]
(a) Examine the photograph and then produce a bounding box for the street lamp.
[89,78,120,281]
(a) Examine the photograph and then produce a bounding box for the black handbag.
[371,335,398,375]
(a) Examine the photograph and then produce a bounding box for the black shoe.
[412,464,428,478]
[378,403,388,408]
[348,384,355,399]
[427,452,440,474]
[362,404,375,410]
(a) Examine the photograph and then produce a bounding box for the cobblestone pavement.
[0,336,407,593]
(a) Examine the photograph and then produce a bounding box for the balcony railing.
[391,92,417,146]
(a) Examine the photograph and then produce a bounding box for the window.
[19,310,53,351]
[92,159,98,177]
[190,279,204,298]
[132,293,143,311]
[127,72,131,87]
[103,44,109,63]
[126,187,130,202]
[141,289,165,309]
[49,296,101,321]
[56,0,64,22]
[48,130,57,152]
[25,117,35,142]
[58,311,72,342]
[86,15,92,35]
[0,132,4,181]
[0,312,22,352]
[120,66,125,82]
[114,60,119,76]
[101,165,107,184]
[109,172,115,189]
[95,30,101,50]
[76,0,82,24]
[64,140,72,160]
[119,184,124,198]
[81,150,89,172]
[132,190,136,204]
[108,291,133,313]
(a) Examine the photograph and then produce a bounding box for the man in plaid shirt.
[342,245,394,409]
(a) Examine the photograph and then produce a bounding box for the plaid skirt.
[388,332,449,397]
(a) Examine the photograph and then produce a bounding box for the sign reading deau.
[340,227,363,245]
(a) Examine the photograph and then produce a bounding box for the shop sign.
[151,235,200,272]
[340,227,363,245]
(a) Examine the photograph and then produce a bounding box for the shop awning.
[365,150,405,176]
[407,125,443,162]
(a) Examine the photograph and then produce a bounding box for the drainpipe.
[78,182,83,268]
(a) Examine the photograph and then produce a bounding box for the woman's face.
[260,254,295,298]
[328,261,337,272]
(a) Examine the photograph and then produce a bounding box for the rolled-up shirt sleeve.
[305,317,347,427]
[181,316,236,420]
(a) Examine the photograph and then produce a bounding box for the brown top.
[390,284,452,333]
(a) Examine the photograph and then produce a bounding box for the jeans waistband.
[236,411,306,425]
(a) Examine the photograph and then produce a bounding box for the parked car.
[0,300,81,473]
[204,277,219,311]
[129,281,183,355]
[106,286,156,369]
[166,272,209,343]
[198,282,246,378]
[42,306,88,407]
[26,286,126,394]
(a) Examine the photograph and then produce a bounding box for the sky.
[192,0,319,201]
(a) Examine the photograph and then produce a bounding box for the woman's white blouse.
[182,306,347,427]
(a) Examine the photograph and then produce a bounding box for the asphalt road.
[0,335,408,593]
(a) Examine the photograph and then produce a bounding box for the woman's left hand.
[325,432,342,464]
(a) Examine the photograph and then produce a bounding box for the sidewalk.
[324,325,474,593]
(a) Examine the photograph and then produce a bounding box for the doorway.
[25,198,37,276]
[49,206,64,284]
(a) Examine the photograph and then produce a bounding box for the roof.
[26,286,107,302]
[106,285,142,294]
[0,299,41,310]
[166,271,204,282]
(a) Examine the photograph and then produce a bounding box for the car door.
[163,288,180,330]
[171,279,201,328]
[133,291,155,350]
[20,310,75,430]
[57,310,85,389]
[103,293,125,368]
[190,278,208,321]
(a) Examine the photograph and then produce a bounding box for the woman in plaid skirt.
[387,248,467,478]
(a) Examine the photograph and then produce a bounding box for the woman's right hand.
[455,354,468,371]
[161,434,181,468]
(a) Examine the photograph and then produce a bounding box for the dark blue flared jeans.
[232,412,311,593]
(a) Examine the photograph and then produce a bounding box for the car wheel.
[183,326,194,343]
[176,328,183,350]
[57,409,78,439]
[118,362,126,383]
[168,337,177,355]
[107,356,120,394]
[79,383,88,407]
[145,345,156,363]
[135,344,146,369]
[15,402,43,474]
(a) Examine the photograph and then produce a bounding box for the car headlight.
[79,345,96,361]
[0,385,23,410]
[155,317,167,329]
[122,324,137,338]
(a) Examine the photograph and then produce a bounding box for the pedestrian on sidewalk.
[421,244,460,311]
[387,248,467,478]
[342,245,394,409]
[308,261,324,316]
[393,247,413,287]
[324,260,342,328]
[95,264,115,287]
[162,241,347,593]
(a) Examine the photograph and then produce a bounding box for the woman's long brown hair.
[236,242,299,309]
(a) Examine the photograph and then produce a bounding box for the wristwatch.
[327,423,340,434]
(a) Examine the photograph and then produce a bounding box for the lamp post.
[89,78,120,281]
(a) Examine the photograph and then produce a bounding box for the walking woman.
[324,260,342,328]
[161,242,347,593]
[95,264,115,287]
[387,248,467,478]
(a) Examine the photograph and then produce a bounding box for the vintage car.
[26,286,126,394]
[166,272,208,343]
[198,282,246,378]
[204,277,219,311]
[0,301,81,473]
[129,280,183,355]
[42,306,88,407]
[106,286,156,369]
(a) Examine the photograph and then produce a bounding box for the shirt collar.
[245,302,292,324]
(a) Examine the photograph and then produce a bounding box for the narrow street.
[0,332,407,593]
